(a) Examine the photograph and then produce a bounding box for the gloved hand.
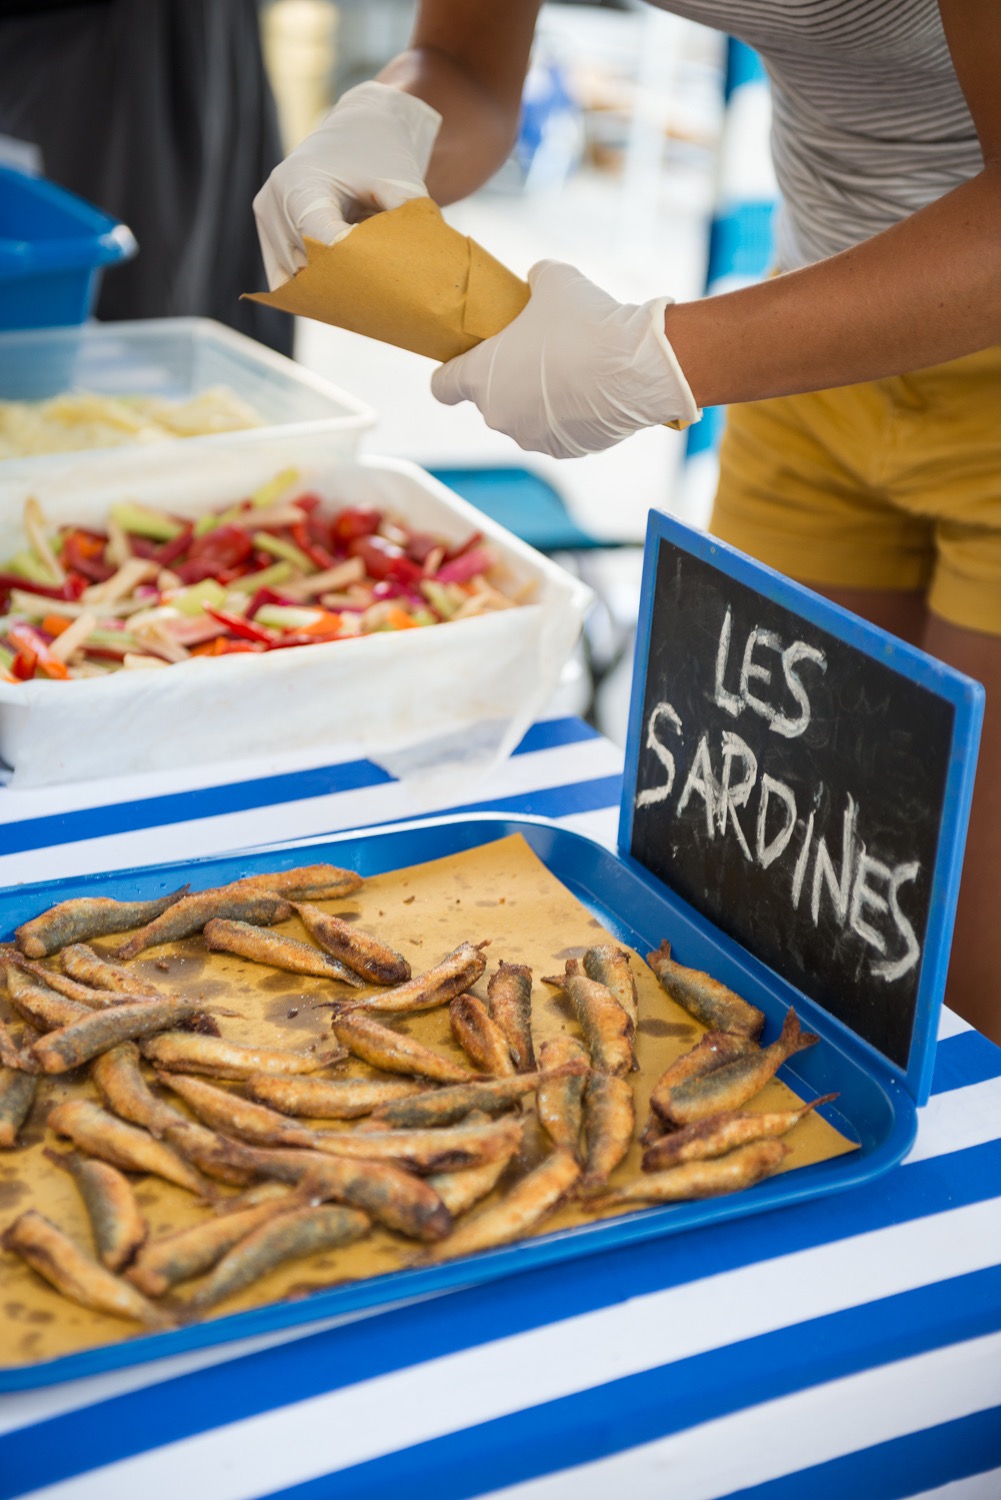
[253,81,442,289]
[431,260,700,458]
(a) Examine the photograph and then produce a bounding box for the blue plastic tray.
[0,164,136,331]
[0,814,914,1390]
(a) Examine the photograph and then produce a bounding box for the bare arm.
[378,0,542,205]
[664,0,1001,407]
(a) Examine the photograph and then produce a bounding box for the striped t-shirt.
[653,0,983,270]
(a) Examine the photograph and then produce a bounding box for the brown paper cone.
[244,197,530,363]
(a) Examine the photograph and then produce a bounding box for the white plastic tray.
[0,317,376,471]
[0,433,592,787]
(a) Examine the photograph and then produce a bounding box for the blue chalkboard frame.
[618,510,985,1106]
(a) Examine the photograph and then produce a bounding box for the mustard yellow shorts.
[709,343,1001,635]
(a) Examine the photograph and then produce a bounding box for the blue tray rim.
[0,812,916,1390]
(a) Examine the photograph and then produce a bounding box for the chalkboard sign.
[620,514,984,1101]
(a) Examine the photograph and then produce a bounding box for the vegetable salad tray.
[0,433,590,785]
[0,815,913,1391]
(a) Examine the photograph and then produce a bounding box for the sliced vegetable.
[109,502,184,542]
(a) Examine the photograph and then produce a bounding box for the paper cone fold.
[245,197,530,363]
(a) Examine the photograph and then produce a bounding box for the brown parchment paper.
[244,197,530,363]
[0,834,856,1371]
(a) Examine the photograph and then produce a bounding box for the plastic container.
[0,164,136,332]
[0,433,592,786]
[0,317,376,466]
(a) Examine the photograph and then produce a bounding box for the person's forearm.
[665,163,1001,408]
[378,3,541,205]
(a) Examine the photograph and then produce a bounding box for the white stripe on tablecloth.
[904,1076,1001,1164]
[2,1065,991,1439]
[909,1471,1001,1500]
[1,737,623,887]
[937,1009,973,1041]
[480,1333,1001,1500]
[17,1198,1001,1500]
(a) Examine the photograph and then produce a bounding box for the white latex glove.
[253,81,442,289]
[431,260,700,458]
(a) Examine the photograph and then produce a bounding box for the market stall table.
[1,714,999,1500]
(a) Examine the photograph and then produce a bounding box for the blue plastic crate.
[0,164,136,332]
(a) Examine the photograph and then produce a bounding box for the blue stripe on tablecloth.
[930,1029,1001,1094]
[717,1405,1001,1500]
[3,1136,998,1498]
[250,1283,1001,1500]
[0,717,603,857]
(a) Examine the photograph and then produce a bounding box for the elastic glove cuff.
[332,81,443,179]
[645,297,702,431]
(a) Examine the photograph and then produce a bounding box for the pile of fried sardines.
[0,864,836,1332]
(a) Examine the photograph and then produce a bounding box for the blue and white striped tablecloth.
[1,716,999,1500]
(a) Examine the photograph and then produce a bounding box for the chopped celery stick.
[421,580,459,619]
[251,532,314,572]
[109,502,183,542]
[86,629,139,648]
[0,643,14,671]
[228,560,293,595]
[193,504,244,538]
[251,467,300,507]
[4,549,54,585]
[255,604,321,630]
[169,580,229,616]
[410,609,437,628]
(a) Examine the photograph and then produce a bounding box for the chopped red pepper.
[6,623,70,679]
[205,607,280,645]
[60,529,114,583]
[331,506,381,549]
[291,521,337,572]
[174,524,255,584]
[191,637,266,657]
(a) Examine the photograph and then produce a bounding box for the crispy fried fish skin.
[47,1099,212,1197]
[14,960,151,1010]
[293,903,411,985]
[114,891,293,961]
[0,1013,35,1073]
[646,941,765,1041]
[202,919,363,986]
[449,994,517,1077]
[342,942,489,1015]
[127,1195,307,1298]
[3,962,91,1030]
[422,1147,582,1262]
[186,1202,370,1311]
[31,997,205,1074]
[154,1073,316,1148]
[15,887,189,960]
[427,1153,514,1218]
[45,1148,147,1272]
[595,1139,791,1206]
[487,961,535,1072]
[296,1156,452,1241]
[582,946,638,1031]
[61,943,163,997]
[655,1010,819,1128]
[642,1093,839,1172]
[537,1036,590,1160]
[550,962,635,1077]
[140,1032,347,1080]
[219,1145,453,1241]
[0,1066,37,1147]
[646,1031,758,1132]
[366,1066,581,1131]
[163,1120,269,1187]
[91,1041,186,1136]
[244,1074,424,1120]
[228,864,364,902]
[2,1210,173,1327]
[579,1073,635,1196]
[309,1115,525,1175]
[331,1011,484,1083]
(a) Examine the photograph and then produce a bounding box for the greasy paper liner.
[0,835,855,1369]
